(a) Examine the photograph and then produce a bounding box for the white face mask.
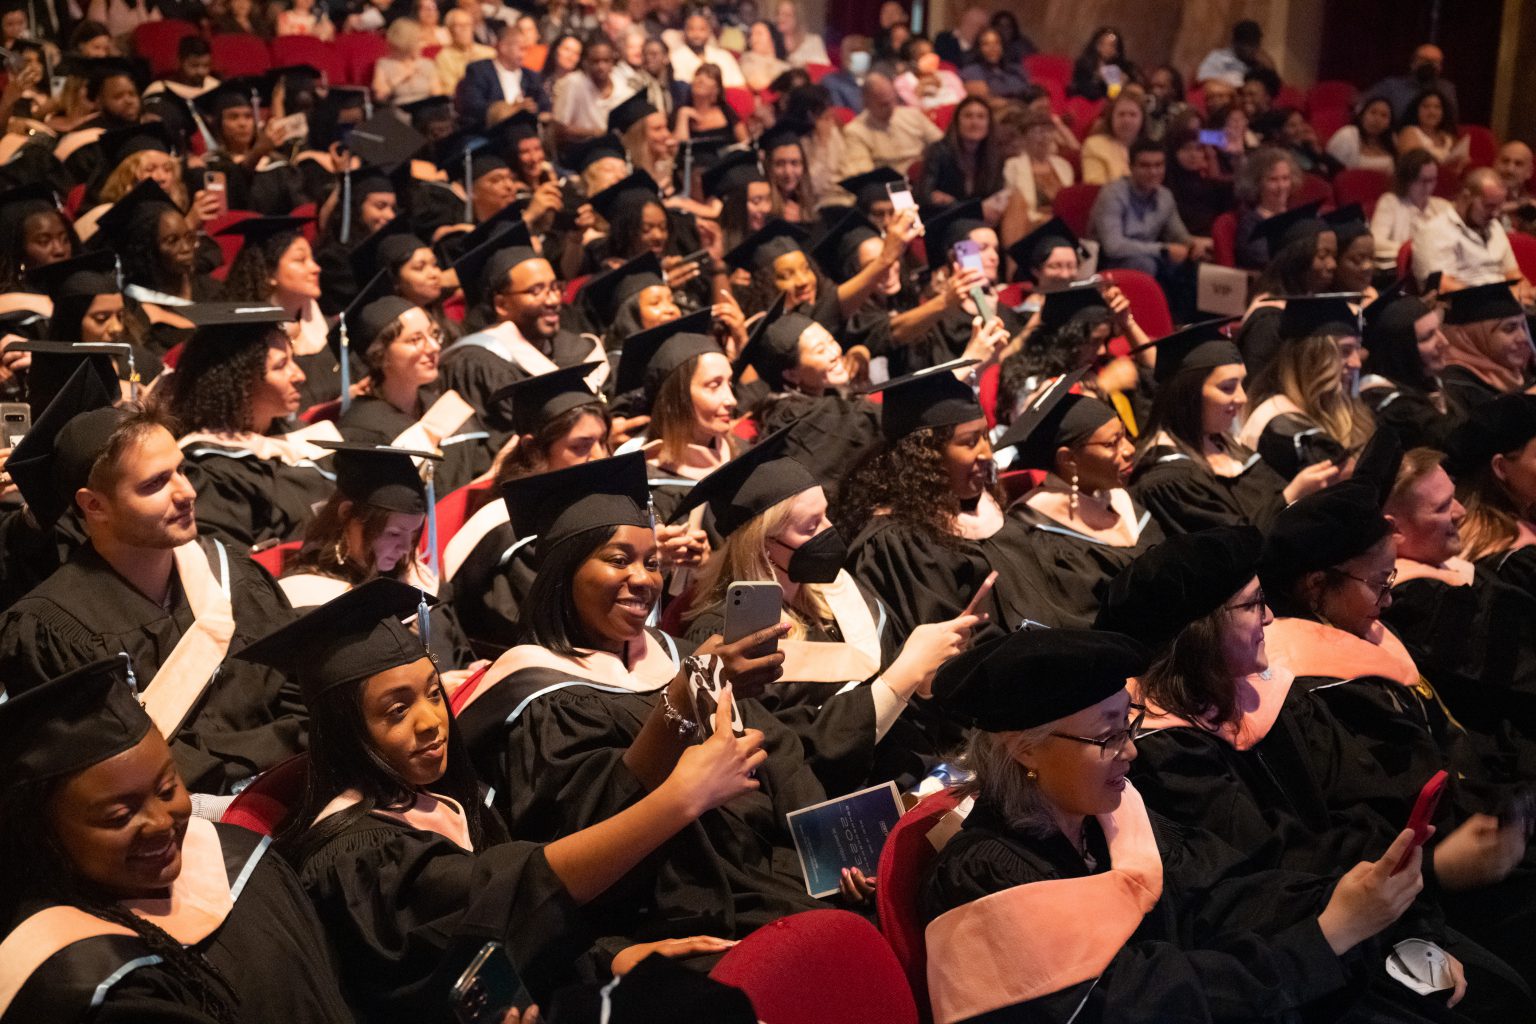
[849,51,871,76]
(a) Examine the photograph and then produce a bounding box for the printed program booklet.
[787,781,905,898]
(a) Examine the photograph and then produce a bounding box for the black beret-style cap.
[733,294,812,392]
[1095,526,1264,651]
[1259,481,1391,596]
[93,178,178,244]
[589,169,662,226]
[234,578,434,705]
[0,655,151,782]
[666,424,815,536]
[10,339,126,420]
[1444,394,1536,478]
[863,358,982,442]
[838,166,906,208]
[700,148,764,200]
[923,199,986,273]
[809,206,879,284]
[501,451,652,561]
[450,218,540,308]
[932,627,1151,731]
[565,133,627,173]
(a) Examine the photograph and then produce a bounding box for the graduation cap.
[268,63,324,95]
[1444,394,1536,479]
[436,129,508,186]
[33,251,119,344]
[1443,280,1524,326]
[1008,216,1081,283]
[1362,276,1413,328]
[10,340,130,419]
[92,178,178,244]
[193,79,259,122]
[235,578,434,704]
[723,219,809,273]
[316,440,442,514]
[1276,294,1361,341]
[589,170,661,226]
[491,109,542,146]
[213,214,314,254]
[1038,280,1110,332]
[923,199,986,272]
[1094,526,1264,651]
[0,181,58,227]
[0,654,152,782]
[700,148,763,200]
[579,251,666,328]
[1259,481,1391,598]
[809,206,879,284]
[350,216,426,284]
[994,367,1117,469]
[344,293,417,351]
[501,451,652,561]
[96,121,177,171]
[667,424,814,536]
[615,308,720,401]
[1139,317,1243,384]
[61,55,148,91]
[862,358,982,442]
[565,134,626,174]
[758,117,812,154]
[608,91,658,136]
[452,218,539,308]
[1251,200,1326,256]
[444,198,529,263]
[1350,421,1403,504]
[931,627,1150,732]
[347,110,425,169]
[1322,202,1369,247]
[1362,294,1436,389]
[400,94,454,129]
[8,360,123,528]
[180,303,293,369]
[838,166,905,209]
[492,361,604,437]
[733,293,807,390]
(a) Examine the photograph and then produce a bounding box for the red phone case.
[1392,770,1448,875]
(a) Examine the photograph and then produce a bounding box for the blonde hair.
[387,16,422,53]
[623,115,673,189]
[1261,334,1373,450]
[99,152,190,209]
[1088,85,1145,139]
[686,492,833,635]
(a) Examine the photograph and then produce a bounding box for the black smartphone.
[1423,271,1443,293]
[451,942,532,1024]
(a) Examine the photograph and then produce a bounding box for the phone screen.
[1197,129,1226,146]
[886,182,917,212]
[952,239,983,273]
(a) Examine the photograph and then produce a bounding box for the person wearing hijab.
[1131,321,1337,535]
[1445,394,1536,599]
[1361,287,1457,450]
[251,579,766,1020]
[1439,281,1534,412]
[0,656,355,1024]
[921,626,1420,1024]
[995,369,1164,628]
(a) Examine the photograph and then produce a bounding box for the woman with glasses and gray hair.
[920,625,1427,1024]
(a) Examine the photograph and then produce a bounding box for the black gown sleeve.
[1255,412,1347,480]
[845,519,1004,648]
[1131,457,1286,535]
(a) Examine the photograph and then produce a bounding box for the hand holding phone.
[961,571,998,619]
[1393,770,1448,875]
[724,581,782,657]
[451,942,532,1024]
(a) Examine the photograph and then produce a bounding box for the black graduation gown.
[1476,544,1536,603]
[204,152,304,215]
[456,632,831,954]
[437,328,595,430]
[0,540,305,794]
[921,800,1375,1024]
[447,517,533,656]
[179,436,335,552]
[1440,366,1508,415]
[1252,411,1347,480]
[0,506,75,613]
[753,391,883,504]
[1362,382,1459,452]
[336,391,495,495]
[1005,497,1165,629]
[3,823,352,1024]
[908,305,1026,376]
[1131,444,1289,535]
[294,803,586,1023]
[315,236,362,318]
[294,346,344,412]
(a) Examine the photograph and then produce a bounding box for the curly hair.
[736,253,831,318]
[117,203,184,293]
[163,328,284,433]
[98,153,191,209]
[220,229,306,302]
[1235,146,1301,207]
[996,322,1097,423]
[832,423,966,545]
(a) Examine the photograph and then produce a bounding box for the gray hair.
[1235,146,1303,206]
[955,726,1059,838]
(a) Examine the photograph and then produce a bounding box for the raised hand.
[1316,828,1425,955]
[664,685,768,814]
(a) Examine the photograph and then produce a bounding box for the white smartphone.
[723,580,782,657]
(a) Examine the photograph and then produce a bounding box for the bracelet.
[660,672,701,739]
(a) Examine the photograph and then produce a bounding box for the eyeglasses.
[1225,590,1268,613]
[1332,567,1397,603]
[1052,703,1146,760]
[506,281,559,300]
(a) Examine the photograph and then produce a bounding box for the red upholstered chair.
[211,33,273,77]
[724,87,756,121]
[336,31,389,86]
[222,754,309,836]
[1210,210,1238,268]
[927,104,956,131]
[271,34,345,86]
[249,539,303,577]
[830,105,855,126]
[996,281,1029,308]
[1332,168,1392,220]
[1102,268,1173,339]
[876,789,960,1023]
[1035,75,1065,114]
[1051,183,1099,238]
[299,398,342,424]
[1306,79,1357,115]
[977,362,1000,428]
[1291,173,1333,210]
[1461,124,1499,169]
[805,62,833,83]
[1308,106,1352,151]
[134,20,201,77]
[711,910,919,1024]
[1063,96,1102,141]
[64,182,86,218]
[1510,231,1536,283]
[1434,163,1460,200]
[1022,52,1072,84]
[289,201,318,242]
[563,273,590,306]
[1397,240,1413,279]
[1275,83,1306,112]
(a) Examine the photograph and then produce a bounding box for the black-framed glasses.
[1332,567,1397,604]
[1052,703,1146,760]
[1225,590,1268,613]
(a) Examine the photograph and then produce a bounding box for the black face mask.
[1413,61,1437,84]
[777,527,847,584]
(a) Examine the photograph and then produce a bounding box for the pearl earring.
[1069,468,1079,516]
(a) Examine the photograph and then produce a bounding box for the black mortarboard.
[1095,526,1264,651]
[995,368,1116,469]
[1277,294,1361,340]
[445,199,529,262]
[1038,280,1110,332]
[723,219,809,273]
[316,440,441,514]
[700,149,764,200]
[1351,421,1403,505]
[809,206,879,283]
[607,91,658,135]
[8,360,122,528]
[0,655,151,782]
[214,214,314,251]
[1251,200,1326,255]
[1444,394,1536,478]
[29,249,116,302]
[932,627,1150,731]
[1140,317,1243,384]
[347,110,425,169]
[62,55,147,91]
[181,302,293,367]
[1322,202,1370,248]
[492,361,604,436]
[923,199,986,273]
[579,251,665,327]
[491,109,541,145]
[589,169,660,225]
[1443,280,1525,325]
[192,79,258,120]
[235,578,433,704]
[0,181,57,224]
[667,425,814,535]
[266,63,324,96]
[400,95,454,128]
[452,219,539,308]
[1362,294,1435,389]
[1362,277,1413,328]
[1259,481,1390,596]
[758,118,812,155]
[615,308,720,401]
[566,134,626,173]
[350,216,424,283]
[863,358,982,442]
[1008,215,1080,282]
[838,166,905,209]
[501,451,652,560]
[92,178,177,243]
[10,340,127,422]
[96,121,177,170]
[733,294,806,390]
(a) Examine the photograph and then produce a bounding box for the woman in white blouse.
[1324,97,1395,174]
[1368,148,1452,271]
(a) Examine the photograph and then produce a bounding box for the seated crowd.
[3,0,1536,1021]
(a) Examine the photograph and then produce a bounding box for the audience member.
[959,27,1029,101]
[669,7,746,89]
[1069,25,1139,102]
[674,62,747,145]
[934,2,989,68]
[775,0,829,67]
[1142,64,1191,143]
[740,20,791,92]
[1090,138,1210,283]
[539,32,584,108]
[1275,108,1339,179]
[989,10,1036,64]
[373,19,446,107]
[1496,140,1536,234]
[455,20,548,130]
[1412,167,1529,294]
[1240,66,1285,139]
[1195,19,1273,88]
[553,36,634,151]
[1080,88,1145,186]
[1370,148,1449,271]
[842,72,942,177]
[1396,86,1469,171]
[435,8,495,95]
[1324,96,1396,173]
[893,35,966,111]
[1362,42,1459,121]
[1001,107,1075,231]
[1163,129,1235,236]
[916,96,1006,211]
[821,33,871,111]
